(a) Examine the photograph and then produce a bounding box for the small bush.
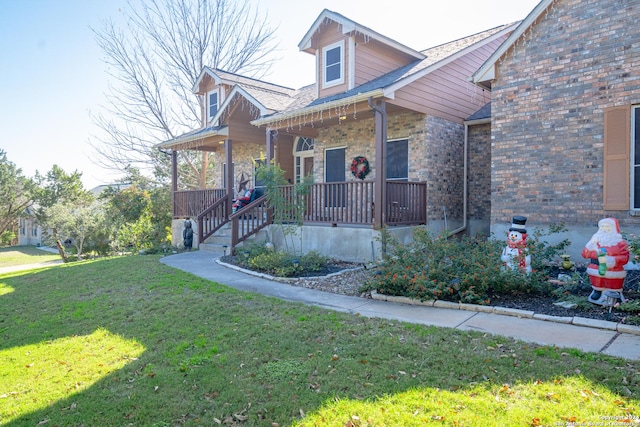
[365,225,570,305]
[237,243,328,277]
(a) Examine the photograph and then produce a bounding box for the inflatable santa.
[581,217,629,305]
[501,216,532,274]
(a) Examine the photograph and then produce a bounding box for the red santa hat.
[598,217,620,233]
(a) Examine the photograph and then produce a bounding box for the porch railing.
[230,195,272,254]
[174,188,226,218]
[182,180,427,249]
[385,181,427,225]
[277,180,426,226]
[196,195,230,244]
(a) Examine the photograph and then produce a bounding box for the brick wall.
[491,0,640,229]
[468,122,491,221]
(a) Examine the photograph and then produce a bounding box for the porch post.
[171,150,178,218]
[371,99,387,228]
[225,139,233,218]
[265,129,274,164]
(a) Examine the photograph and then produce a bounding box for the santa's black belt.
[590,258,598,264]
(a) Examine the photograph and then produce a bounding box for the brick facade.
[491,0,640,230]
[467,123,492,222]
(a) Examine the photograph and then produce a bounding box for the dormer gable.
[192,67,298,126]
[298,9,425,99]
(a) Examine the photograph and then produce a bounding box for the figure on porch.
[581,217,629,305]
[183,220,193,251]
[501,216,532,274]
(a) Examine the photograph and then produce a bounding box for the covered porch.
[165,95,431,255]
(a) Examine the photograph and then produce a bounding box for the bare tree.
[91,0,278,188]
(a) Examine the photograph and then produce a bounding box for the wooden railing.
[385,181,427,225]
[230,195,272,253]
[181,180,427,249]
[276,180,426,226]
[197,195,231,244]
[174,188,226,218]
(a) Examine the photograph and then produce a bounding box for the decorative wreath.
[350,156,370,180]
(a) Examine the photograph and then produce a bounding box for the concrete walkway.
[160,250,640,361]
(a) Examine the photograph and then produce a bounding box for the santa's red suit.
[581,218,629,304]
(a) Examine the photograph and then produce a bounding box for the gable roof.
[298,9,425,60]
[253,22,517,126]
[158,69,316,149]
[192,67,297,97]
[471,0,553,89]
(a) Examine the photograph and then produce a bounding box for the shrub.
[237,242,328,277]
[365,225,570,305]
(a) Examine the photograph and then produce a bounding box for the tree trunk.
[55,240,68,262]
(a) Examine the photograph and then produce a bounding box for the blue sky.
[0,0,539,189]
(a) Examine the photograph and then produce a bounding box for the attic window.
[208,90,219,121]
[322,41,344,88]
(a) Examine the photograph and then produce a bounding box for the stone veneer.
[315,110,465,225]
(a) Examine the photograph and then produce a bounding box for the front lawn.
[0,245,60,267]
[0,254,638,426]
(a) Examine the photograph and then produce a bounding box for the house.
[160,9,517,261]
[470,0,640,258]
[17,206,42,246]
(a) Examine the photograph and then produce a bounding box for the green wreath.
[350,156,370,180]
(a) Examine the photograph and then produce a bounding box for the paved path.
[160,250,640,361]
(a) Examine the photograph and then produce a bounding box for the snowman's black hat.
[509,216,527,233]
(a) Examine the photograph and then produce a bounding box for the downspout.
[449,123,468,236]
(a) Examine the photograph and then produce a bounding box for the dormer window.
[322,41,344,88]
[207,90,219,121]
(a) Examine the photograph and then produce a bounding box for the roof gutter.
[250,89,385,128]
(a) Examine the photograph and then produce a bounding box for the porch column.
[265,130,275,164]
[371,99,387,228]
[225,139,233,217]
[171,150,178,218]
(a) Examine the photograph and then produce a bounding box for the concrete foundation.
[265,224,417,263]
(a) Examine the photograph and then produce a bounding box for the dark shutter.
[603,106,630,210]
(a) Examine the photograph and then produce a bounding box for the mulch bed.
[219,255,640,325]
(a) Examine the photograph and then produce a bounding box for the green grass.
[0,246,60,267]
[0,252,638,426]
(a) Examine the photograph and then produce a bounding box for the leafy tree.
[90,0,278,188]
[34,165,93,213]
[45,202,104,260]
[0,150,36,242]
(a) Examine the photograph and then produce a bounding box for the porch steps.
[198,222,268,254]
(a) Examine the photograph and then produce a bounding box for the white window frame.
[322,40,345,89]
[632,106,640,210]
[207,89,219,121]
[294,137,314,183]
[386,138,409,182]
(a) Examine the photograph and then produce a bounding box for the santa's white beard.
[586,230,623,249]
